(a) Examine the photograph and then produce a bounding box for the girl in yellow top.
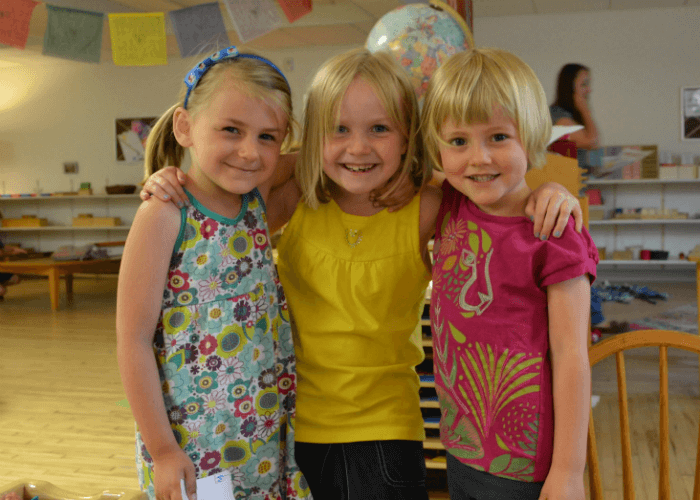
[141,47,583,499]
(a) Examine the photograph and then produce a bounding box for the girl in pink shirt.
[421,48,597,500]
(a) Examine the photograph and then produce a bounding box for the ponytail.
[143,103,186,181]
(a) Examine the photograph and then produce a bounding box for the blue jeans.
[446,452,544,499]
[295,440,429,500]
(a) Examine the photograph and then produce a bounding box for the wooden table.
[0,257,121,310]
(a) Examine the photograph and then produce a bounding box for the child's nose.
[347,133,371,155]
[466,142,489,166]
[238,137,260,161]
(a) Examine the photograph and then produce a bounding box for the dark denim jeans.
[446,452,544,499]
[295,440,429,500]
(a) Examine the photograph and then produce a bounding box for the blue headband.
[183,46,289,109]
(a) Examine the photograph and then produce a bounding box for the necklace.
[345,228,363,248]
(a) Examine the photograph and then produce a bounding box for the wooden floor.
[0,277,698,499]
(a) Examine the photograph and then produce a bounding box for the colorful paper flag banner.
[0,0,39,49]
[222,0,282,43]
[43,5,103,63]
[276,0,312,23]
[169,2,229,58]
[108,12,167,66]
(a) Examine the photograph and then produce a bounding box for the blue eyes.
[223,127,276,141]
[447,134,509,146]
[336,125,389,133]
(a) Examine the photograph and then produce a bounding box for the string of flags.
[0,0,313,66]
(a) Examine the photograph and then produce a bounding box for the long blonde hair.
[144,55,297,180]
[295,48,430,210]
[421,47,551,172]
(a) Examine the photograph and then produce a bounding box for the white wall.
[0,44,356,195]
[474,6,700,158]
[1,6,699,195]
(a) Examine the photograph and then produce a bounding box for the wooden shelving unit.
[0,194,140,253]
[418,295,448,476]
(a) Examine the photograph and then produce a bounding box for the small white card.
[181,473,234,500]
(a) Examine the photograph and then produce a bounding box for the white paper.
[181,473,234,500]
[548,125,584,146]
[117,130,145,162]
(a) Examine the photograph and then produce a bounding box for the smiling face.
[438,108,531,217]
[177,80,288,203]
[321,76,407,208]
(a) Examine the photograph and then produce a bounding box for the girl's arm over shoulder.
[525,183,583,240]
[419,184,442,272]
[540,275,591,500]
[258,152,301,233]
[116,199,197,500]
[265,175,301,234]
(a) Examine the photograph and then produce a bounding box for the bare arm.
[116,200,197,500]
[418,184,442,273]
[539,275,591,500]
[554,92,598,151]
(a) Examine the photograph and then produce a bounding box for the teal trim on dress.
[251,187,265,213]
[184,188,249,225]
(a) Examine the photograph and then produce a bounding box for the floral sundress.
[135,189,310,500]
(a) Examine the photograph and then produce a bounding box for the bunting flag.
[108,12,167,66]
[169,3,229,58]
[276,0,312,23]
[43,5,103,63]
[222,0,282,43]
[0,0,39,49]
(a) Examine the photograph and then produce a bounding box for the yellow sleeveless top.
[276,194,431,443]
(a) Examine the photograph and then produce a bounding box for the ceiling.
[3,0,699,61]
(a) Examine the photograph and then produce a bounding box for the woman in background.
[550,63,599,151]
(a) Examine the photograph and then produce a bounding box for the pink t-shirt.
[431,181,598,483]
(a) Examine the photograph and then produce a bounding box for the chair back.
[586,329,700,500]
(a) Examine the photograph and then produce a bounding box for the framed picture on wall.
[681,87,700,141]
[115,117,158,161]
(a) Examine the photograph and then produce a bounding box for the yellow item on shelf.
[72,214,122,227]
[1,216,48,227]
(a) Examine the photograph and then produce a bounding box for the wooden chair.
[586,329,700,499]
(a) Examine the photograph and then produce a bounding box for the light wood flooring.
[0,277,698,499]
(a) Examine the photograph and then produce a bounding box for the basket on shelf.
[105,185,137,195]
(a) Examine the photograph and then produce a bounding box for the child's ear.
[173,107,194,148]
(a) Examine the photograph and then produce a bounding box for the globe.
[366,1,474,105]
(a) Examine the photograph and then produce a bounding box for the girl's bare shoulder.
[133,196,182,236]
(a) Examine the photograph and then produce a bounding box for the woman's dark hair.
[552,63,589,124]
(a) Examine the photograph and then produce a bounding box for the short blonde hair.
[296,47,429,209]
[421,47,551,172]
[144,55,297,180]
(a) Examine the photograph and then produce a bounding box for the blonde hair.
[296,47,429,210]
[421,47,551,172]
[144,56,297,180]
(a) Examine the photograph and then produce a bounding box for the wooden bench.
[0,257,121,311]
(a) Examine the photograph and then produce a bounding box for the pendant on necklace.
[345,228,363,248]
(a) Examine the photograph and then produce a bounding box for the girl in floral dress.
[116,47,310,500]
